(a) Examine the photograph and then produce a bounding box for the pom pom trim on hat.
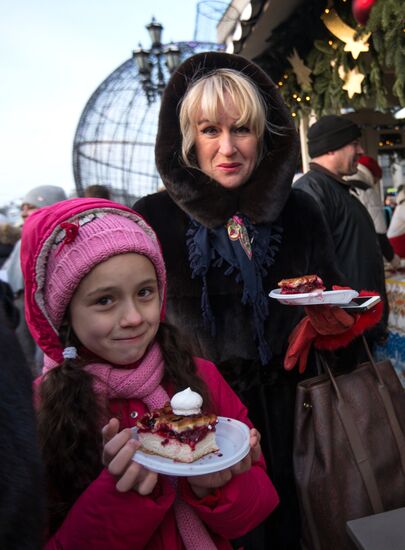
[357,155,382,180]
[346,163,374,188]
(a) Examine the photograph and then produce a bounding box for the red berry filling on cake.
[278,274,325,294]
[137,417,215,450]
[135,395,219,463]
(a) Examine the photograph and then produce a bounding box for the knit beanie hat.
[22,185,67,208]
[307,115,361,158]
[21,198,166,362]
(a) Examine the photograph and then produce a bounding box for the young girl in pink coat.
[21,198,279,550]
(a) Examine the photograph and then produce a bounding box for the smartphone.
[340,296,381,311]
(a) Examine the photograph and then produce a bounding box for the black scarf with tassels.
[186,215,282,365]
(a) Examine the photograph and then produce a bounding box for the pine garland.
[366,0,405,106]
[256,0,404,118]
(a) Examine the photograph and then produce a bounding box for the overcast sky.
[0,0,210,205]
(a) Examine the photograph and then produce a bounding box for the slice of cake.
[136,388,219,463]
[278,274,325,295]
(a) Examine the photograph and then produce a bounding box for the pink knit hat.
[22,198,166,362]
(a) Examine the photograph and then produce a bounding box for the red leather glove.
[284,316,317,374]
[284,306,355,373]
[315,290,383,350]
[305,304,356,335]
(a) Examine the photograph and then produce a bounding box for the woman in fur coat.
[134,52,380,549]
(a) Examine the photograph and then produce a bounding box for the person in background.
[134,52,382,549]
[0,282,44,550]
[4,185,67,375]
[21,197,278,550]
[387,185,405,257]
[83,184,111,200]
[346,155,401,269]
[0,223,21,267]
[384,193,397,227]
[294,116,388,345]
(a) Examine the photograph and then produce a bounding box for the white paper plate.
[131,416,250,476]
[269,288,359,306]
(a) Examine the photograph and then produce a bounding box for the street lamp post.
[133,17,181,104]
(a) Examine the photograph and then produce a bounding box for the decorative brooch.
[226,215,252,259]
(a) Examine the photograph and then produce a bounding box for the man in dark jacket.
[294,115,388,342]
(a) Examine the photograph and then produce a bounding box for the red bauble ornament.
[352,0,376,25]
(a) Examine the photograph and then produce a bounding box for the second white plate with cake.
[269,288,358,306]
[131,417,250,476]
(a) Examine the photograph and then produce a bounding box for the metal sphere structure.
[73,41,223,205]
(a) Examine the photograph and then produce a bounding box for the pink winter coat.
[42,358,279,550]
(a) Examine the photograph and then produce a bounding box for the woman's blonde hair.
[179,68,269,167]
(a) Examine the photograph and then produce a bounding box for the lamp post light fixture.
[133,17,181,104]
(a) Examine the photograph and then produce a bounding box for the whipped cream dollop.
[170,387,203,416]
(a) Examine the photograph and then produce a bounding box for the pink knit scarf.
[69,342,216,550]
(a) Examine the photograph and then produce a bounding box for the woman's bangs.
[198,79,260,135]
[234,92,263,137]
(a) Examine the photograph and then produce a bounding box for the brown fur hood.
[155,51,300,229]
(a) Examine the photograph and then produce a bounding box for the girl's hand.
[102,417,158,495]
[248,427,262,463]
[187,428,262,498]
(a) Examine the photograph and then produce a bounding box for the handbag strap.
[361,335,405,474]
[318,353,384,514]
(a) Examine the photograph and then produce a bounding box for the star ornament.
[322,8,371,59]
[287,49,312,89]
[343,35,370,59]
[339,66,365,98]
